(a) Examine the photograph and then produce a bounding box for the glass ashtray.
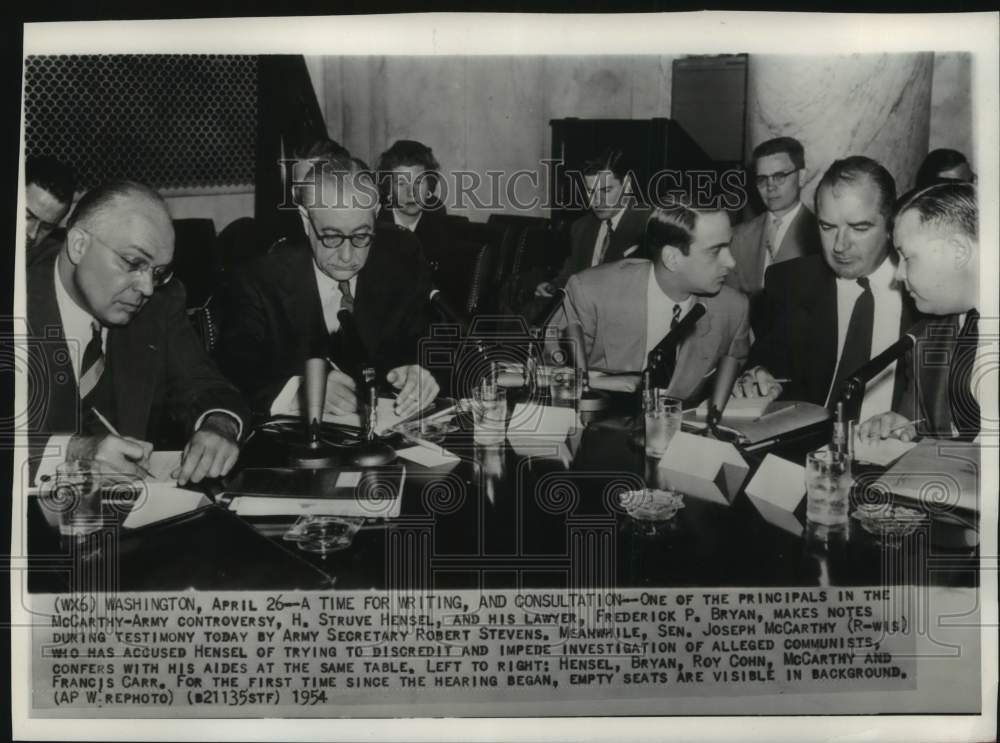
[852,503,928,539]
[619,488,685,523]
[395,418,460,444]
[283,515,365,555]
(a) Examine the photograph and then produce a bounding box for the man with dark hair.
[535,148,651,298]
[25,154,77,266]
[726,136,820,300]
[914,148,976,190]
[374,139,449,265]
[858,181,985,441]
[26,180,249,485]
[219,151,440,418]
[547,202,749,402]
[738,156,922,422]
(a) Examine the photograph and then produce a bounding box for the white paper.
[146,451,183,481]
[696,396,771,420]
[231,493,400,519]
[656,432,749,505]
[508,402,579,440]
[396,443,460,467]
[852,436,917,466]
[744,455,807,536]
[123,483,210,529]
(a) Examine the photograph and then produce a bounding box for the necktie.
[950,309,980,441]
[593,219,613,266]
[78,321,105,401]
[763,214,780,259]
[829,277,874,417]
[670,304,682,331]
[338,280,354,313]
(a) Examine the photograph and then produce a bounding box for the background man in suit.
[858,182,985,442]
[25,154,77,267]
[219,151,440,419]
[535,148,650,298]
[548,202,749,403]
[27,180,248,485]
[726,136,821,299]
[737,156,919,423]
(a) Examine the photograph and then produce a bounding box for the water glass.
[472,382,507,444]
[41,461,141,538]
[805,448,853,529]
[644,390,682,457]
[548,367,582,406]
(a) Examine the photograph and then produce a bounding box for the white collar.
[835,253,896,290]
[769,201,802,227]
[647,265,695,311]
[312,259,357,295]
[53,256,103,346]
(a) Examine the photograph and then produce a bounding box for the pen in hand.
[90,407,154,479]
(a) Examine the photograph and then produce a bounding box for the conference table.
[26,392,980,594]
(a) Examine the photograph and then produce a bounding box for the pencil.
[90,407,154,479]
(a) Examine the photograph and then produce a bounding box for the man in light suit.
[535,148,650,298]
[726,137,820,327]
[26,180,249,486]
[547,202,750,404]
[858,182,985,442]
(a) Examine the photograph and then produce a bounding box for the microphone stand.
[349,368,398,467]
[289,358,339,468]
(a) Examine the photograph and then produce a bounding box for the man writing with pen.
[26,181,250,486]
[217,147,440,420]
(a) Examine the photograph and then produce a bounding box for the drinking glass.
[805,448,853,529]
[41,461,141,538]
[472,382,507,444]
[644,390,682,457]
[296,515,364,555]
[548,367,582,407]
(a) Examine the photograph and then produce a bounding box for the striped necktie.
[339,280,354,313]
[78,321,105,401]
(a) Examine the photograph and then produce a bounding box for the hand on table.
[68,433,153,477]
[732,366,783,401]
[856,412,918,444]
[323,368,358,417]
[178,413,241,486]
[387,365,440,419]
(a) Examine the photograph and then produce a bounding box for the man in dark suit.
[737,156,921,423]
[858,182,984,442]
[726,137,821,299]
[535,148,650,299]
[218,152,440,419]
[26,181,249,486]
[24,155,77,267]
[375,139,450,269]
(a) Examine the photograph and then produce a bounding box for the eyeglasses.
[83,229,174,288]
[305,211,374,250]
[755,168,800,188]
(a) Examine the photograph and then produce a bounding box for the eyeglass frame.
[80,228,174,288]
[754,168,801,188]
[303,210,375,251]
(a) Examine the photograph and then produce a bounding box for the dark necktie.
[78,321,105,402]
[594,219,613,265]
[670,304,682,331]
[338,280,354,313]
[829,277,874,417]
[950,309,980,441]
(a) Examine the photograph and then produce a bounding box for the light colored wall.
[315,56,675,220]
[929,52,974,169]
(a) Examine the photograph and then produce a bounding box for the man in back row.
[548,200,749,403]
[25,155,77,267]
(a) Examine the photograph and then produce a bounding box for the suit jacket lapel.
[774,207,809,263]
[618,262,649,369]
[109,322,157,438]
[810,268,839,403]
[278,246,329,356]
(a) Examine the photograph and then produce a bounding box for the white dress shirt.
[591,207,627,267]
[645,267,696,357]
[953,308,994,439]
[826,256,903,421]
[762,201,803,273]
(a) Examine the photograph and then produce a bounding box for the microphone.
[646,303,706,388]
[707,354,742,430]
[838,319,928,416]
[289,357,338,468]
[429,289,470,335]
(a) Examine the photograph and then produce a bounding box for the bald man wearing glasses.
[218,152,439,419]
[26,180,249,486]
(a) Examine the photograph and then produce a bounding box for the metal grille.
[24,54,257,191]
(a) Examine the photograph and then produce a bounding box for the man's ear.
[661,244,682,271]
[950,233,976,270]
[797,169,807,189]
[64,226,88,266]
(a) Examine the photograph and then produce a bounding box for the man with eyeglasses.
[26,180,250,486]
[218,152,439,420]
[24,155,77,267]
[726,137,821,303]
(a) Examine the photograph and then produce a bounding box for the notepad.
[875,439,979,514]
[695,396,772,420]
[853,436,917,466]
[123,483,211,529]
[146,451,183,481]
[396,443,460,468]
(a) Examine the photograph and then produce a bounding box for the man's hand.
[732,366,783,400]
[324,369,358,417]
[387,365,440,419]
[856,412,917,444]
[68,433,153,477]
[178,413,240,486]
[535,281,555,298]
